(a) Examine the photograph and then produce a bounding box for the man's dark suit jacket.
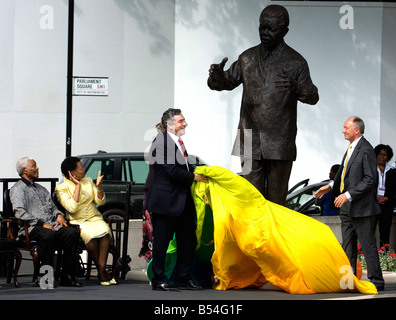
[331,137,381,217]
[147,131,195,216]
[379,167,396,215]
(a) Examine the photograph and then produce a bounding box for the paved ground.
[1,270,396,318]
[1,261,396,320]
[2,268,396,300]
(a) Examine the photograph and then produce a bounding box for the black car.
[78,151,207,219]
[285,179,330,215]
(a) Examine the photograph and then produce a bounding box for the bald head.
[260,5,289,28]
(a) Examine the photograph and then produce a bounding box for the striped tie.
[340,145,352,193]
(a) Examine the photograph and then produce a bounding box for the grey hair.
[351,116,365,134]
[16,157,33,176]
[161,108,182,130]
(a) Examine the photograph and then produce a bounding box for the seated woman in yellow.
[55,157,115,285]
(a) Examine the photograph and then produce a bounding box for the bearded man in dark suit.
[315,116,384,291]
[147,108,208,291]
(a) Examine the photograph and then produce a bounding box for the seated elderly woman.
[55,156,116,285]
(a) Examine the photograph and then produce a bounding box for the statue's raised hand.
[208,57,228,85]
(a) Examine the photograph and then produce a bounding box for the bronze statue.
[208,5,319,205]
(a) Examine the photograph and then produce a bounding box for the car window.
[121,159,132,182]
[85,159,116,181]
[285,187,317,211]
[121,159,149,184]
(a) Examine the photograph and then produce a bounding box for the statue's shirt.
[213,40,319,161]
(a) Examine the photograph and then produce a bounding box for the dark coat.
[331,137,381,217]
[146,131,195,217]
[378,167,396,215]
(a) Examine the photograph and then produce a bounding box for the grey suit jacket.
[331,136,381,217]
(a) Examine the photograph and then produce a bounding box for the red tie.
[178,138,186,157]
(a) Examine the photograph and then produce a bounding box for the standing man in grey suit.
[315,116,384,291]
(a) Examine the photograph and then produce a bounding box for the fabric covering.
[147,166,377,294]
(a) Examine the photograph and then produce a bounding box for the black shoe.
[376,284,385,291]
[152,282,180,292]
[176,279,203,290]
[60,275,83,287]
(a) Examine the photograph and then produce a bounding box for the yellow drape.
[191,166,377,294]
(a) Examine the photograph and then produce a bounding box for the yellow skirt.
[191,166,377,295]
[71,217,111,245]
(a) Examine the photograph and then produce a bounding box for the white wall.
[286,2,383,186]
[72,0,176,156]
[1,0,396,193]
[380,6,396,150]
[0,0,68,179]
[0,0,175,184]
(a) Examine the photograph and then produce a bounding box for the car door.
[121,157,150,219]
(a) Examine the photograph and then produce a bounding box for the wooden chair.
[3,189,41,286]
[84,218,121,281]
[0,217,22,287]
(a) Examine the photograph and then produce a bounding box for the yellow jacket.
[55,177,105,224]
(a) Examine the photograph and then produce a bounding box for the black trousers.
[377,205,394,246]
[242,158,293,205]
[340,203,384,288]
[30,225,79,275]
[151,199,197,285]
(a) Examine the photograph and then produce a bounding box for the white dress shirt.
[329,136,363,201]
[167,131,189,170]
